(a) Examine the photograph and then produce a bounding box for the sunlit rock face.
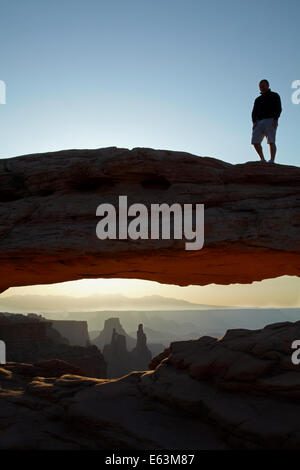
[0,146,299,293]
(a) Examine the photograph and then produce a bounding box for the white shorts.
[251,118,277,144]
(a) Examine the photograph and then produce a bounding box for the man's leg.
[251,121,265,161]
[266,119,277,162]
[253,143,266,161]
[269,143,276,162]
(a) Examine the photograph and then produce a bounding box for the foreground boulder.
[0,147,299,292]
[4,359,85,379]
[1,321,300,449]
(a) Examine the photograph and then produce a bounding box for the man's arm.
[272,93,282,128]
[273,93,282,120]
[252,98,258,123]
[252,98,258,125]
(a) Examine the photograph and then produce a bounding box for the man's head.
[259,79,270,93]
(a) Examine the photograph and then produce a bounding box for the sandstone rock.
[102,323,152,378]
[33,359,85,377]
[103,328,132,378]
[1,321,300,449]
[0,147,299,292]
[47,320,90,347]
[130,324,152,371]
[94,317,135,350]
[4,359,85,378]
[0,312,107,378]
[0,367,226,450]
[159,321,300,395]
[149,346,170,369]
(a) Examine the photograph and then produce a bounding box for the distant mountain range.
[80,307,300,345]
[0,293,233,312]
[1,292,299,348]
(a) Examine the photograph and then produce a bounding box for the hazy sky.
[0,0,299,307]
[2,276,300,308]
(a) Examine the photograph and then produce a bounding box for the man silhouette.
[251,79,282,163]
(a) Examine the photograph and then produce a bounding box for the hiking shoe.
[268,160,275,163]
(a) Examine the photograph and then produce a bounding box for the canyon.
[0,312,154,380]
[0,147,299,449]
[0,312,107,378]
[1,320,300,449]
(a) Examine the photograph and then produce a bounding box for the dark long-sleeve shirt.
[252,89,282,123]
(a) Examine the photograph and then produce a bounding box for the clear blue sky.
[0,0,299,165]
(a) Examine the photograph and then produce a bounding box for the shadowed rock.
[103,328,131,378]
[94,317,135,350]
[0,312,107,378]
[102,322,152,378]
[0,147,299,293]
[130,323,152,371]
[1,321,300,449]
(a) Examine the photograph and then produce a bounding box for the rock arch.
[0,146,299,293]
